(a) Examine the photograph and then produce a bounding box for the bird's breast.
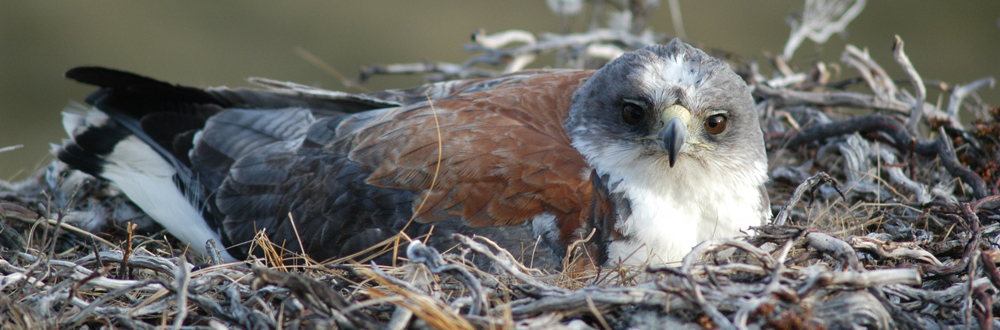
[600,159,767,266]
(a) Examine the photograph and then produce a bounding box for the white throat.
[597,154,768,267]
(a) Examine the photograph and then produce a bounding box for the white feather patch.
[69,109,235,261]
[581,140,768,267]
[531,212,558,242]
[84,107,110,127]
[638,54,701,102]
[61,112,86,137]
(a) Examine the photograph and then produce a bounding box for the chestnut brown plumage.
[56,39,769,270]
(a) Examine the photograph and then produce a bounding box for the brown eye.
[705,114,727,134]
[621,103,644,126]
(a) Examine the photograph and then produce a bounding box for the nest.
[2,1,999,329]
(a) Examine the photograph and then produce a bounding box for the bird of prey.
[56,39,769,270]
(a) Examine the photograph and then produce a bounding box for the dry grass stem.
[2,3,999,329]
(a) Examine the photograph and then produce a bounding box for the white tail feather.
[61,109,234,261]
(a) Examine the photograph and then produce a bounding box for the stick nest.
[2,1,999,329]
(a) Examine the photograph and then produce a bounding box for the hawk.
[57,39,769,270]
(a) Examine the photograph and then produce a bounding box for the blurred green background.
[1,1,998,181]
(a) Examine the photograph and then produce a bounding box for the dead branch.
[754,84,910,113]
[783,0,866,59]
[773,172,842,226]
[3,1,999,328]
[771,113,990,199]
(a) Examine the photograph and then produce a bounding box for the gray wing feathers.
[196,108,313,161]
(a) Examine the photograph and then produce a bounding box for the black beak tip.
[660,117,687,168]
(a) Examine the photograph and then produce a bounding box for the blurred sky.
[1,1,998,180]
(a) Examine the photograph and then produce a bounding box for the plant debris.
[2,1,998,328]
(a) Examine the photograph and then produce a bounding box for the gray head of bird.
[564,39,766,187]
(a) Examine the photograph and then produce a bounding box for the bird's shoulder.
[334,69,598,228]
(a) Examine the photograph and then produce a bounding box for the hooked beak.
[657,104,691,167]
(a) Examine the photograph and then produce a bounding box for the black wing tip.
[65,66,171,89]
[65,66,112,80]
[56,116,135,179]
[56,143,106,178]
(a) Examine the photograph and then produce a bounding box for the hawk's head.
[565,39,769,265]
[566,39,765,191]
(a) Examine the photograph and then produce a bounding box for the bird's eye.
[705,114,727,134]
[621,103,644,126]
